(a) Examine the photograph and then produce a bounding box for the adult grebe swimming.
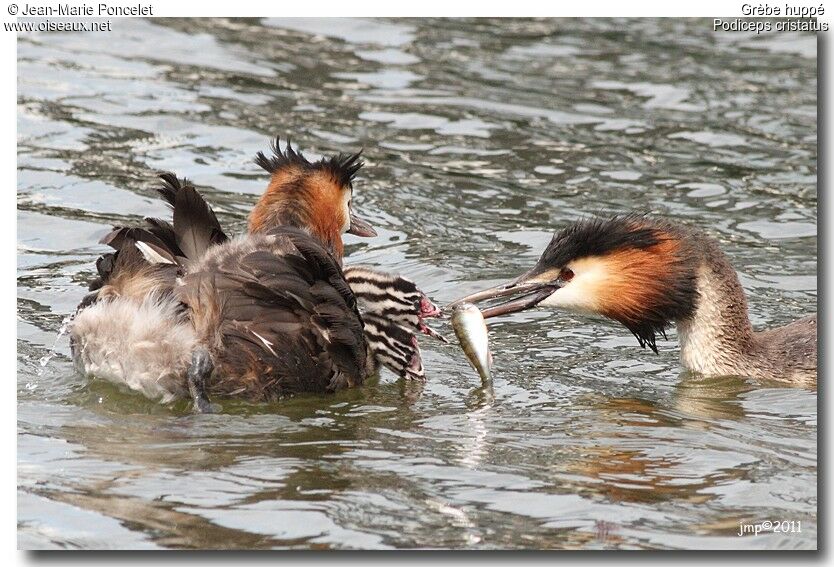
[449,215,816,385]
[71,139,442,411]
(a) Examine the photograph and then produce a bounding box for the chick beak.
[347,212,377,237]
[418,294,449,343]
[446,271,561,319]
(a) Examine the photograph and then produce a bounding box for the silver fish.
[451,302,493,381]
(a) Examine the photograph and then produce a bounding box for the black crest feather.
[254,136,364,188]
[537,214,661,270]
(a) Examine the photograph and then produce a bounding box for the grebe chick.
[344,266,445,380]
[450,215,816,385]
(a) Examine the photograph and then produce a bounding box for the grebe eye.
[559,268,574,282]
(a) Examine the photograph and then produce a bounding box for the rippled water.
[17,18,817,549]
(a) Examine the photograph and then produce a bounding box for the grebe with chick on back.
[449,214,816,386]
[71,138,444,411]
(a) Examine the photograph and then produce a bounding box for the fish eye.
[559,267,574,282]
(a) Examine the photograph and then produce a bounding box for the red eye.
[559,268,574,282]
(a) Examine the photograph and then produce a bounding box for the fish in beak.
[447,269,563,319]
[347,212,377,237]
[451,302,492,381]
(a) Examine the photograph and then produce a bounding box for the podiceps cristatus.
[71,140,441,410]
[450,215,817,385]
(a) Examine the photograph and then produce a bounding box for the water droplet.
[36,312,75,376]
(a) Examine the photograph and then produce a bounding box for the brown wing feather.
[158,173,228,259]
[143,217,186,258]
[173,184,228,261]
[180,228,368,400]
[93,241,178,303]
[86,227,181,299]
[83,173,228,300]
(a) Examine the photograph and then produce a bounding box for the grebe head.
[450,215,700,352]
[344,266,443,380]
[345,266,441,330]
[249,137,376,259]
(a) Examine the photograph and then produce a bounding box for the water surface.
[18,18,817,549]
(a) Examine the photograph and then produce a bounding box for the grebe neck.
[676,241,755,375]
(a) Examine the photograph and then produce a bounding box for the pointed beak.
[347,212,377,237]
[446,271,561,319]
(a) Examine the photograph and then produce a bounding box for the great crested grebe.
[71,139,441,410]
[450,214,817,385]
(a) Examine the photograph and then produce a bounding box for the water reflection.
[672,373,753,423]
